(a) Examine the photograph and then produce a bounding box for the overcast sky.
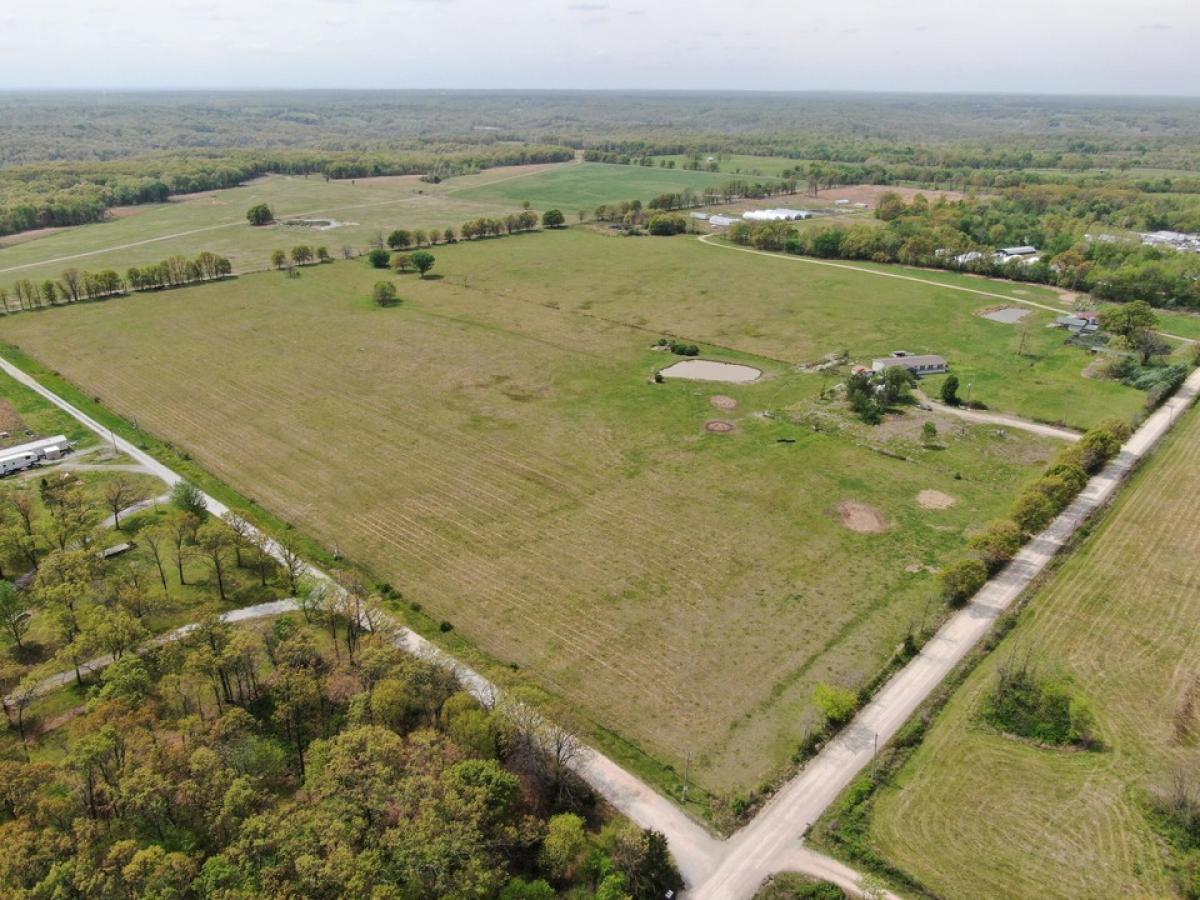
[1,0,1196,94]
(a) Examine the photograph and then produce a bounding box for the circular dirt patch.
[704,420,735,433]
[710,395,738,410]
[917,490,956,510]
[837,501,887,533]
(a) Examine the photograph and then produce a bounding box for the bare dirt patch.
[705,420,735,433]
[837,501,887,533]
[978,305,1031,325]
[710,395,738,410]
[917,489,957,510]
[0,399,29,440]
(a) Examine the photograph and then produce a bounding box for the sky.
[1,0,1197,95]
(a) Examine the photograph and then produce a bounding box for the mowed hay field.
[867,402,1200,899]
[0,229,1120,794]
[0,160,729,287]
[449,161,729,210]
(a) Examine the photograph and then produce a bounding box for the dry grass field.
[866,402,1200,898]
[0,228,1136,797]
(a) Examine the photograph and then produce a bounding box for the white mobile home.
[1,434,72,461]
[0,452,39,476]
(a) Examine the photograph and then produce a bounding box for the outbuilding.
[708,215,739,228]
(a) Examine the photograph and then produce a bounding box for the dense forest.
[3,91,1200,240]
[728,187,1200,308]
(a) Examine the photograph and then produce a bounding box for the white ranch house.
[871,352,949,376]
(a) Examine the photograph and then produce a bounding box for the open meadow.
[0,227,1151,800]
[0,160,740,287]
[862,402,1200,898]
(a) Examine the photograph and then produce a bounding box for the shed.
[100,542,135,560]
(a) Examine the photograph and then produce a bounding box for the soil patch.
[979,306,1031,325]
[0,399,29,442]
[837,500,887,533]
[659,359,762,383]
[917,489,957,510]
[705,420,735,433]
[710,395,738,410]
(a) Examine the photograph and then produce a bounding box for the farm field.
[0,161,580,284]
[450,161,730,211]
[0,227,1088,797]
[864,401,1200,899]
[651,154,804,177]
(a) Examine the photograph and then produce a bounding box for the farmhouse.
[743,208,814,221]
[872,352,949,376]
[1055,312,1101,334]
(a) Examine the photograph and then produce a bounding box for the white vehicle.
[0,451,39,476]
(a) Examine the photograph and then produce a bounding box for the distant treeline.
[1,251,234,312]
[729,188,1200,308]
[0,144,573,237]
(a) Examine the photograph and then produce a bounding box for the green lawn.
[860,403,1200,899]
[0,227,1083,804]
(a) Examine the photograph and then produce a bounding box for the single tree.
[195,520,233,602]
[542,209,566,229]
[291,245,313,266]
[392,253,413,273]
[410,250,436,278]
[386,229,413,250]
[372,281,399,306]
[367,248,391,269]
[171,480,208,518]
[270,249,287,270]
[940,374,961,406]
[0,580,30,650]
[103,476,145,531]
[246,204,274,226]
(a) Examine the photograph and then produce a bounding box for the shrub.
[171,480,208,518]
[1010,490,1057,535]
[372,281,398,307]
[940,374,960,406]
[983,663,1097,747]
[921,421,938,443]
[940,558,988,606]
[667,341,699,357]
[967,520,1023,573]
[647,214,687,236]
[367,248,391,269]
[812,682,858,727]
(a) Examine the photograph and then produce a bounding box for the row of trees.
[1,251,233,312]
[0,144,576,238]
[940,418,1132,605]
[269,245,332,270]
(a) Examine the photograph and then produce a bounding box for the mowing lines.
[868,400,1200,898]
